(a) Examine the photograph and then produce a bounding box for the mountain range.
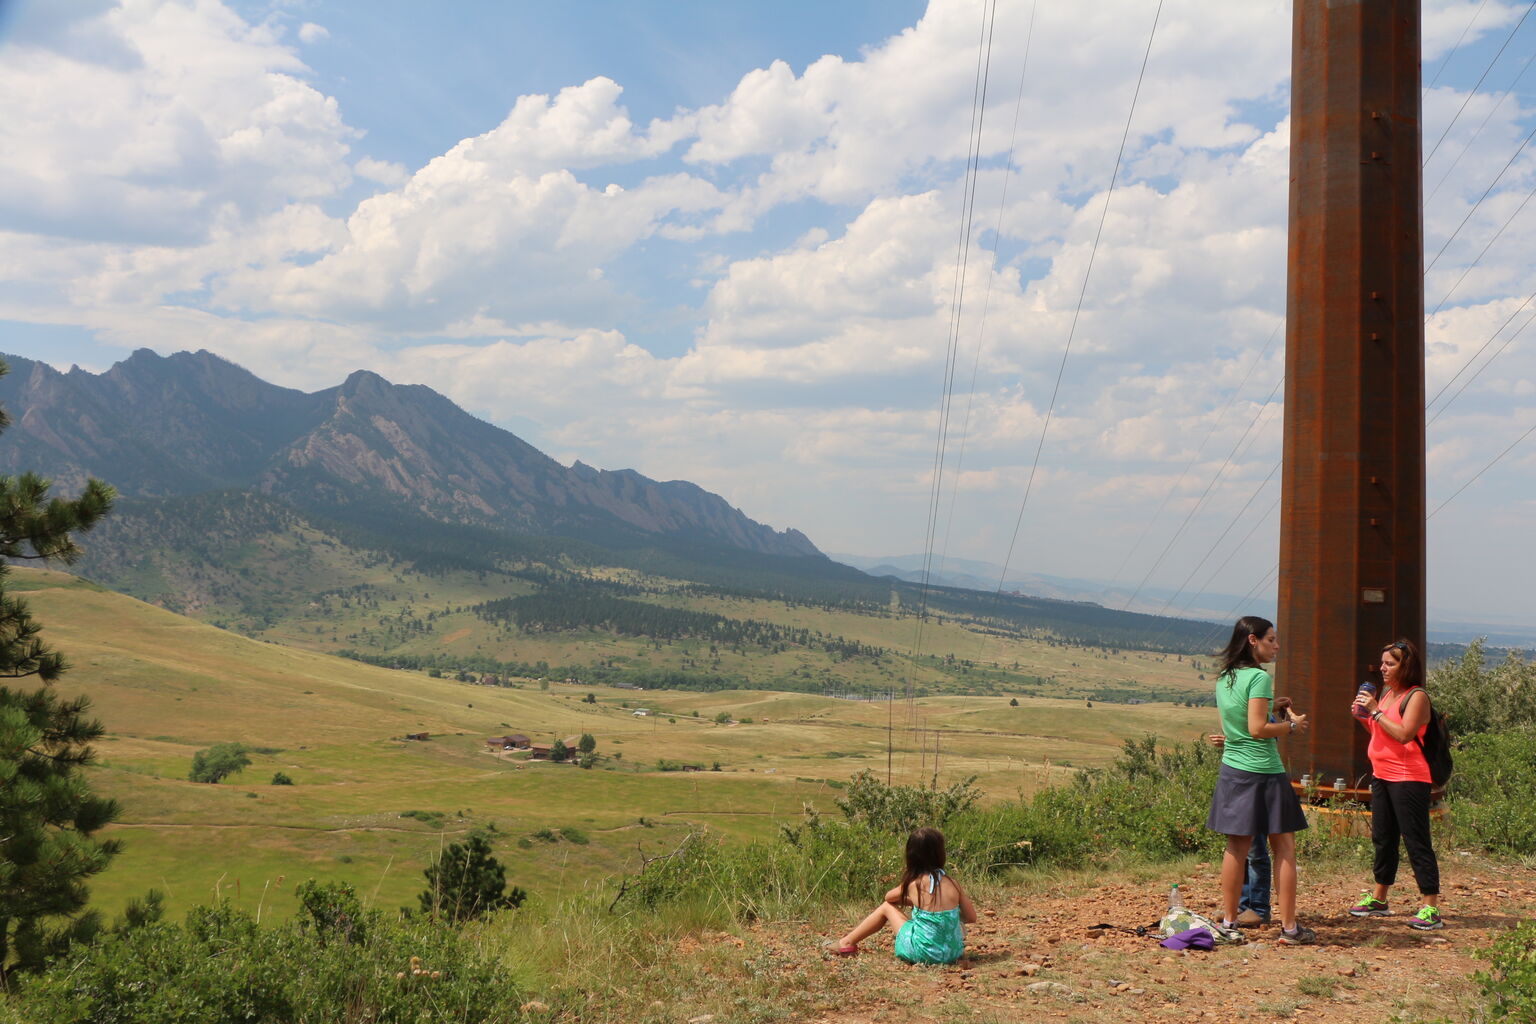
[0,349,818,559]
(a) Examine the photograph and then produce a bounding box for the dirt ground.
[741,858,1536,1023]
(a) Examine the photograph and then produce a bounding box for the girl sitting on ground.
[832,827,977,964]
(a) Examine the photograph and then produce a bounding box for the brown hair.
[1380,638,1423,690]
[897,827,947,909]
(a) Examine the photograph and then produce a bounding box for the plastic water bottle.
[1352,680,1377,719]
[1168,883,1184,912]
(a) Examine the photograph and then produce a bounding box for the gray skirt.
[1207,763,1309,837]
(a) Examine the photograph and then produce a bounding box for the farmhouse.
[631,709,651,717]
[484,734,531,751]
[528,735,585,761]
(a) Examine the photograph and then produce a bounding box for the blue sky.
[1,0,1534,627]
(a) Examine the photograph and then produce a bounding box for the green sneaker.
[1409,906,1444,931]
[1348,892,1390,917]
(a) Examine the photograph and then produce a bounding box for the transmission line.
[994,0,1166,595]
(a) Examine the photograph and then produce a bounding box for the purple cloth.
[1160,927,1215,950]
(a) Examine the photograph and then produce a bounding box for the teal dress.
[893,870,965,965]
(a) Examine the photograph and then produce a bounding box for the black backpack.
[1398,689,1454,787]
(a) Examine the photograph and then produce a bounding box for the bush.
[12,900,520,1023]
[1431,639,1536,736]
[834,769,980,834]
[187,742,250,784]
[1447,728,1536,854]
[420,830,527,923]
[1473,920,1536,1020]
[270,771,294,785]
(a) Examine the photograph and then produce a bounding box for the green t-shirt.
[1217,666,1284,774]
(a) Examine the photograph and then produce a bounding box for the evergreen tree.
[0,359,118,976]
[418,830,526,923]
[577,733,596,755]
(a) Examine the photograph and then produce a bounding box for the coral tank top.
[1367,687,1432,784]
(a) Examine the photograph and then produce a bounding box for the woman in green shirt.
[1205,615,1315,944]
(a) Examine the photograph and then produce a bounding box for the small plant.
[1297,975,1337,998]
[1473,920,1536,1020]
[270,772,294,786]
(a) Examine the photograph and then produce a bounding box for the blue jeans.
[1239,835,1271,918]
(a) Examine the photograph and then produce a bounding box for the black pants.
[1370,778,1440,897]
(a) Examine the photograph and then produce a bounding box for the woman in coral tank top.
[1349,639,1443,931]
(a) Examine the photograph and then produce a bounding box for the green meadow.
[19,567,1212,922]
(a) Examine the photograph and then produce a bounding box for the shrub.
[187,742,250,784]
[833,769,980,834]
[12,901,519,1023]
[1473,920,1536,1020]
[270,771,294,785]
[421,830,527,923]
[1431,639,1536,736]
[1448,728,1536,854]
[295,880,366,944]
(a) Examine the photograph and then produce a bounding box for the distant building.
[632,709,650,717]
[484,735,531,751]
[404,732,430,741]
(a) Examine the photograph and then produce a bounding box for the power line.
[936,1,1038,595]
[1425,0,1493,93]
[1423,0,1536,169]
[1425,118,1536,275]
[1102,321,1283,597]
[1427,172,1536,318]
[1429,416,1536,519]
[1425,44,1536,205]
[1120,373,1283,611]
[994,0,1166,595]
[1428,285,1536,420]
[899,0,999,781]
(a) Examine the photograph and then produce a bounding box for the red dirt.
[744,859,1536,1022]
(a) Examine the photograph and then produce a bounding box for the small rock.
[1020,963,1042,976]
[519,1002,549,1014]
[1338,967,1356,977]
[1130,988,1146,995]
[984,908,997,917]
[688,1017,715,1024]
[1026,980,1077,998]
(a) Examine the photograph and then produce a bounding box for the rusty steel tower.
[1279,0,1426,787]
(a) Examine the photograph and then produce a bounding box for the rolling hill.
[15,566,1211,920]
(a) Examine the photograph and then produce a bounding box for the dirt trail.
[743,859,1536,1023]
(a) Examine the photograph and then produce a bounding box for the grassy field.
[16,567,1212,923]
[238,556,1216,702]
